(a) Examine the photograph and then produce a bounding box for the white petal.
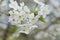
[20,2,24,6]
[24,6,30,13]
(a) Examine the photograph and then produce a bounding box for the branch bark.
[3,23,10,40]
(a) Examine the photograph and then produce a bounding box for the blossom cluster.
[9,0,51,35]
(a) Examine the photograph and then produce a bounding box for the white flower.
[9,10,22,25]
[34,0,51,18]
[39,6,49,17]
[9,0,51,35]
[10,0,14,3]
[34,0,40,4]
[11,25,38,38]
[36,5,51,18]
[29,13,34,19]
[9,11,13,16]
[15,24,38,35]
[9,0,19,10]
[24,6,30,13]
[34,0,44,6]
[20,2,24,7]
[9,0,39,35]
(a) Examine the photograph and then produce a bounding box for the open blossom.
[9,0,38,34]
[34,0,51,18]
[9,0,51,35]
[9,0,19,10]
[37,5,51,18]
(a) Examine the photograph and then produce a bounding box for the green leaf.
[34,10,38,16]
[0,37,2,40]
[8,25,18,35]
[39,16,45,23]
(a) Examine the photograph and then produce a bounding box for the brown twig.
[3,22,10,40]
